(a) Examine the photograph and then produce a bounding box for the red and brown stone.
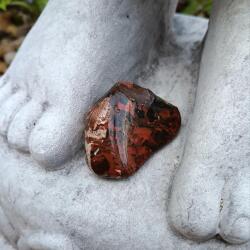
[84,82,181,179]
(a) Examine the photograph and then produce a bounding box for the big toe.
[29,108,83,169]
[169,160,222,241]
[219,170,250,244]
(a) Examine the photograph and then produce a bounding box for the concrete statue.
[0,0,249,249]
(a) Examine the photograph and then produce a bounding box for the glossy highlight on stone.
[84,82,181,179]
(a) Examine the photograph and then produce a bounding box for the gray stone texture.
[0,0,249,249]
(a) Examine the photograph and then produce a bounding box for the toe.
[7,100,44,152]
[0,91,28,136]
[29,108,83,169]
[219,170,250,244]
[169,158,223,241]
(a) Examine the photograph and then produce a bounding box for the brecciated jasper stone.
[84,82,181,179]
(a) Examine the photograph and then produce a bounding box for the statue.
[0,0,249,249]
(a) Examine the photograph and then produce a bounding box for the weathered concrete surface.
[0,0,249,248]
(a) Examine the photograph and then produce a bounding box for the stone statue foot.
[170,166,250,244]
[0,0,165,169]
[169,0,250,245]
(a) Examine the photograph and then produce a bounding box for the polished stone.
[84,82,181,179]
